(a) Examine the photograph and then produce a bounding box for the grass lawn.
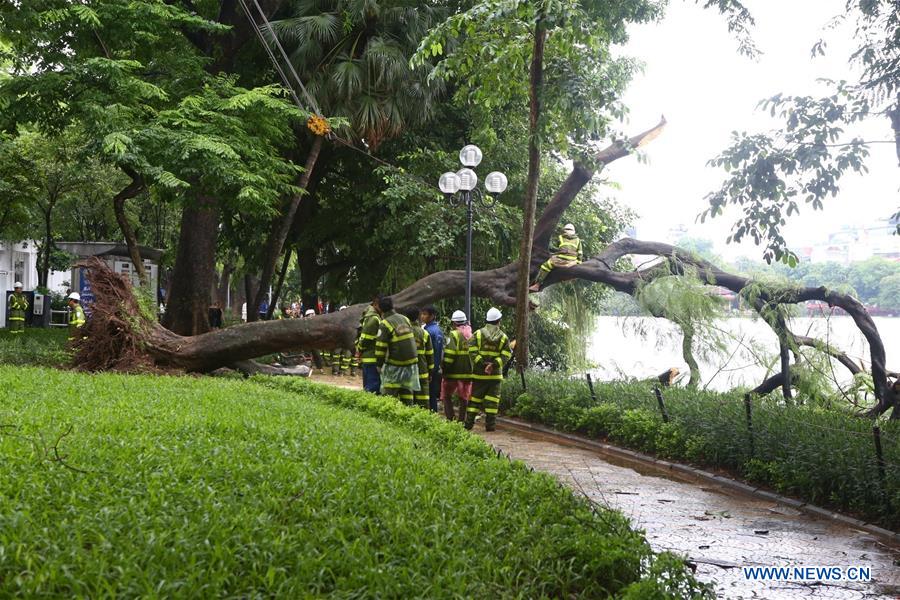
[0,328,70,368]
[0,367,705,598]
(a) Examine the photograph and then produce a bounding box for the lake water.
[588,316,900,391]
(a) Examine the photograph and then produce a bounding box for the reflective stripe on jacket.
[8,293,28,319]
[552,234,583,263]
[69,304,86,328]
[375,311,418,367]
[356,306,381,364]
[442,328,472,379]
[411,324,434,381]
[468,324,512,381]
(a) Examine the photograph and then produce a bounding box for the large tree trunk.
[162,195,219,335]
[267,246,293,319]
[38,203,55,288]
[249,135,323,321]
[513,12,546,372]
[111,172,147,288]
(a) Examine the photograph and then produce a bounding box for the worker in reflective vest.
[356,297,382,393]
[67,292,86,341]
[7,282,28,334]
[441,310,473,422]
[403,306,433,408]
[374,296,419,401]
[332,306,356,377]
[530,223,583,292]
[465,307,512,432]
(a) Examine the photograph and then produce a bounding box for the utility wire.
[236,0,441,191]
[246,0,322,116]
[236,0,306,113]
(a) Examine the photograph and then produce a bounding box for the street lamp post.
[439,145,508,319]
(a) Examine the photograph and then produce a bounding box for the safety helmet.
[339,305,348,311]
[68,292,81,301]
[450,310,467,324]
[13,281,22,289]
[563,223,576,234]
[486,307,502,322]
[304,309,315,317]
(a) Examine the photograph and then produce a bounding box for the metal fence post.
[873,426,886,490]
[654,387,670,423]
[744,393,754,459]
[585,373,597,402]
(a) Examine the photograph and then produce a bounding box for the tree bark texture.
[513,14,547,371]
[162,195,220,335]
[267,246,293,319]
[680,324,700,388]
[111,172,147,288]
[250,135,323,321]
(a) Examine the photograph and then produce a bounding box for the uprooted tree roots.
[71,258,158,372]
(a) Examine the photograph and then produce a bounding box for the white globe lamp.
[456,168,478,191]
[438,172,462,194]
[459,145,483,168]
[484,172,508,194]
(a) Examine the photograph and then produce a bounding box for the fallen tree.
[73,117,898,418]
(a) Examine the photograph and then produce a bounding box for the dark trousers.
[362,365,381,394]
[428,370,441,412]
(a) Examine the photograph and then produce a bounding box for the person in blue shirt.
[420,305,444,412]
[258,299,269,321]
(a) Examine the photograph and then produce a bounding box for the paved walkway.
[477,426,900,600]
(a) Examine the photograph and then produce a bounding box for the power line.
[236,0,306,113]
[246,0,321,116]
[235,2,441,192]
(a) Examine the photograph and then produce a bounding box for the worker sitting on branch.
[529,223,583,292]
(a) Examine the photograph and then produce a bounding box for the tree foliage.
[704,0,900,264]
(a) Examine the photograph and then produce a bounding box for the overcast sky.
[605,0,899,260]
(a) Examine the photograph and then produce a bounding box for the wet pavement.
[477,426,900,599]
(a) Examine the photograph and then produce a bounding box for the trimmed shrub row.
[0,367,708,598]
[502,374,900,531]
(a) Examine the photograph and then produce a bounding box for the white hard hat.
[339,305,348,311]
[563,223,576,233]
[304,309,315,317]
[486,307,502,322]
[68,292,81,301]
[13,282,22,288]
[451,310,467,323]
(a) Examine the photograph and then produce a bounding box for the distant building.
[56,242,162,308]
[1,240,162,327]
[0,240,68,328]
[807,217,900,264]
[0,240,39,293]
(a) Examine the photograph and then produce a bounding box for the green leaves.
[704,84,875,265]
[268,1,447,147]
[412,0,659,155]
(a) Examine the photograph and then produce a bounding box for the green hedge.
[502,374,900,531]
[0,367,708,598]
